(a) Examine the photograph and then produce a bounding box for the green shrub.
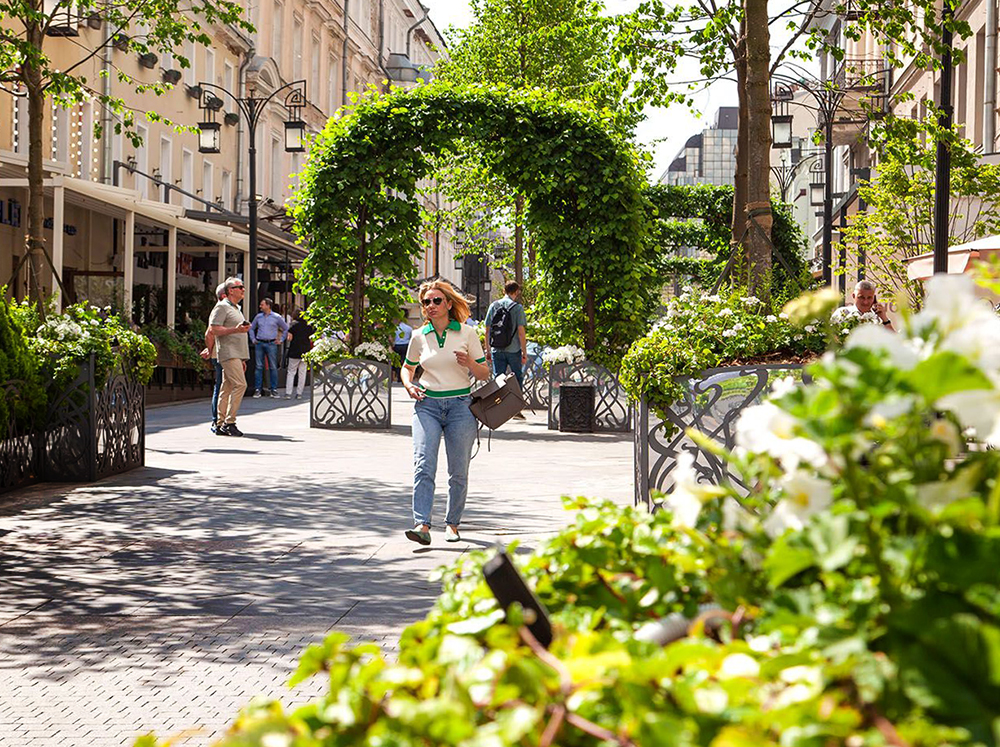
[0,290,45,439]
[619,287,826,414]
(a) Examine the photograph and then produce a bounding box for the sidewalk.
[0,387,633,746]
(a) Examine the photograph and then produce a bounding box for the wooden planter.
[634,364,807,510]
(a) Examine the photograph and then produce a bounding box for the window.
[293,16,303,79]
[52,104,70,162]
[270,131,282,199]
[184,38,196,85]
[224,61,235,110]
[136,124,149,199]
[182,149,194,209]
[328,56,339,112]
[311,33,321,91]
[221,170,232,210]
[202,160,213,205]
[159,136,172,203]
[205,48,216,86]
[271,0,284,62]
[79,102,94,177]
[161,48,173,71]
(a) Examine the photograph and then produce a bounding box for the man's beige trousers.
[218,359,247,426]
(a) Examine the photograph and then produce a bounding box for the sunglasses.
[421,297,445,307]
[232,285,245,290]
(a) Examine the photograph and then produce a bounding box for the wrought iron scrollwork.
[311,359,392,430]
[548,361,632,433]
[521,348,550,411]
[634,365,807,509]
[0,380,43,494]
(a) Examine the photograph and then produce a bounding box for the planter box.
[634,364,806,510]
[1,352,146,493]
[548,361,632,433]
[45,353,146,483]
[0,380,44,494]
[311,358,392,430]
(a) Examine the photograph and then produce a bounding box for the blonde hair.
[418,279,472,323]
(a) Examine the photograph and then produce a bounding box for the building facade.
[660,107,739,186]
[0,0,457,328]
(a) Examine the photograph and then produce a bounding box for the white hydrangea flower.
[354,342,390,362]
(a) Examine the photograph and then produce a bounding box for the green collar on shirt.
[422,320,462,348]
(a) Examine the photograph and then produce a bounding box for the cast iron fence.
[0,380,44,493]
[634,364,806,510]
[548,361,632,433]
[311,358,392,430]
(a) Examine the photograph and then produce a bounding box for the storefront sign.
[0,199,21,228]
[43,217,77,235]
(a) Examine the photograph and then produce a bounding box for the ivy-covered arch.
[292,84,655,360]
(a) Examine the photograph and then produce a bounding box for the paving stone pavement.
[0,387,633,746]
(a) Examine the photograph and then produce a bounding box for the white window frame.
[221,170,232,210]
[184,39,196,86]
[205,48,216,86]
[202,159,213,205]
[159,135,172,203]
[311,33,321,92]
[293,16,304,80]
[224,61,235,111]
[272,0,284,62]
[136,123,149,199]
[270,130,282,199]
[181,147,194,209]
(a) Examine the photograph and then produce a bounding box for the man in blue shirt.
[484,281,528,419]
[249,298,289,397]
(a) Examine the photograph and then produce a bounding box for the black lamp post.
[769,147,820,202]
[933,2,955,275]
[770,67,884,286]
[197,80,307,315]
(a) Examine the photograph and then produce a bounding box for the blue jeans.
[211,359,223,423]
[412,395,478,528]
[491,350,524,388]
[254,342,279,391]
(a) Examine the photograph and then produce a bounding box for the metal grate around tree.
[311,359,392,430]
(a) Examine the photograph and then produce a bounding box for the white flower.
[912,274,995,338]
[763,471,834,537]
[765,315,778,323]
[731,323,744,333]
[722,329,737,338]
[845,325,920,370]
[804,324,816,334]
[719,653,760,679]
[928,418,962,455]
[831,306,858,323]
[354,342,390,362]
[769,376,798,399]
[937,387,1000,447]
[779,312,789,320]
[914,468,978,513]
[542,345,586,366]
[743,296,761,306]
[718,308,734,317]
[260,734,292,747]
[663,452,703,528]
[864,396,915,428]
[721,498,755,533]
[706,294,721,304]
[735,402,828,472]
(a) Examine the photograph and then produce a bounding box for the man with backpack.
[484,281,528,420]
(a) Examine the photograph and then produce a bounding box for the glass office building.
[661,107,739,187]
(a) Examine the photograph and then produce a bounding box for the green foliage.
[842,115,1000,310]
[142,324,206,371]
[294,84,655,363]
[0,289,46,439]
[620,288,825,414]
[165,273,1000,747]
[646,184,812,299]
[10,301,156,391]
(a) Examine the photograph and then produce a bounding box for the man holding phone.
[850,279,894,331]
[209,277,251,436]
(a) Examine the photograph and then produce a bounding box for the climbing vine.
[293,84,655,360]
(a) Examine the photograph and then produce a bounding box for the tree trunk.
[731,26,749,262]
[352,205,368,349]
[514,195,524,287]
[743,0,773,298]
[24,25,48,307]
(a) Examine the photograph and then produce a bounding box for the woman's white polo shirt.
[404,320,486,398]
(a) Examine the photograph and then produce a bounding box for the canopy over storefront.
[905,236,1000,281]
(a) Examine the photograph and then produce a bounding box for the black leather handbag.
[469,376,527,430]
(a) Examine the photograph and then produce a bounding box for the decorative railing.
[521,347,550,411]
[311,359,392,430]
[1,351,146,494]
[635,364,807,509]
[0,380,44,494]
[548,361,632,433]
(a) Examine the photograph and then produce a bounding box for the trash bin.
[560,382,595,433]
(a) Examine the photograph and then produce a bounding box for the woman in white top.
[401,280,490,544]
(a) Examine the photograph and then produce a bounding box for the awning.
[904,236,1000,281]
[63,176,250,252]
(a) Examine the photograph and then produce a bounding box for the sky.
[422,0,741,182]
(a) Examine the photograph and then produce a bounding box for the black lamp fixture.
[770,83,794,149]
[809,181,825,207]
[284,119,306,153]
[198,119,221,154]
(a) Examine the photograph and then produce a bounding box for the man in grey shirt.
[484,281,528,419]
[209,277,251,437]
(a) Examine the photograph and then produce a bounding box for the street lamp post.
[770,64,885,286]
[197,80,307,315]
[769,146,820,203]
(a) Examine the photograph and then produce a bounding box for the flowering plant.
[302,335,347,368]
[620,287,826,414]
[541,344,586,369]
[829,304,882,337]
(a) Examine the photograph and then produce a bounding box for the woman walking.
[401,280,490,544]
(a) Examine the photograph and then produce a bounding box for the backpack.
[489,302,517,349]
